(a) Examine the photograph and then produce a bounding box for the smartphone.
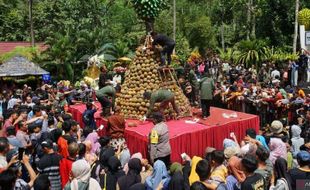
[18,148,24,160]
[181,153,187,160]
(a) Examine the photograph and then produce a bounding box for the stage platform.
[69,103,259,162]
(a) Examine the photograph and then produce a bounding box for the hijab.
[124,152,143,174]
[274,157,292,190]
[169,171,185,190]
[227,156,246,182]
[119,148,131,167]
[223,139,237,149]
[70,159,98,190]
[189,156,202,185]
[85,132,101,154]
[291,125,302,138]
[118,158,142,190]
[105,156,125,190]
[170,162,182,175]
[146,160,170,190]
[99,147,115,167]
[108,156,123,173]
[269,138,287,164]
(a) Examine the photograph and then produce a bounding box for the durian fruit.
[116,43,191,119]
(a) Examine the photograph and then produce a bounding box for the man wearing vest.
[148,112,171,168]
[199,73,215,119]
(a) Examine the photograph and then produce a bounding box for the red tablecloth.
[69,103,259,162]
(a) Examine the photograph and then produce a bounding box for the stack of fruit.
[116,45,191,119]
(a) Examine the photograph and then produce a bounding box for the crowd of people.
[179,52,310,127]
[0,50,309,190]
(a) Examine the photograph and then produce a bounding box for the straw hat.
[270,120,283,134]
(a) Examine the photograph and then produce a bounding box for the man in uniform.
[199,73,215,119]
[143,89,180,118]
[151,32,176,66]
[148,112,171,168]
[95,84,115,117]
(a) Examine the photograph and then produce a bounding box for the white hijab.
[70,159,100,190]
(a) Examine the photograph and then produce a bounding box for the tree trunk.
[221,22,225,50]
[29,0,34,47]
[293,0,299,53]
[145,18,154,34]
[251,3,256,39]
[173,0,176,54]
[246,0,251,40]
[173,0,176,42]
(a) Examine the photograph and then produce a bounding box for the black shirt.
[241,173,265,190]
[153,34,175,46]
[99,73,107,89]
[289,168,310,190]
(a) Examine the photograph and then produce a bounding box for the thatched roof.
[0,56,49,77]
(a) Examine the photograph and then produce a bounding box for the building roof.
[0,42,48,55]
[0,56,49,77]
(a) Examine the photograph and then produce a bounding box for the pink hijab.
[123,152,143,174]
[85,132,101,154]
[269,138,287,164]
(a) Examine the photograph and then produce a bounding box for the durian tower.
[116,40,191,119]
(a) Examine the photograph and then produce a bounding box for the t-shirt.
[14,178,30,190]
[37,153,62,190]
[289,168,310,190]
[7,136,23,148]
[0,155,7,169]
[16,130,30,148]
[0,119,13,137]
[59,157,75,188]
[241,173,265,190]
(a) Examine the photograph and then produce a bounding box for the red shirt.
[57,136,69,158]
[59,157,75,188]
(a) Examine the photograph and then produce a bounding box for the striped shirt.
[37,153,62,190]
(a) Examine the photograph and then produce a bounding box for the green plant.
[298,8,310,30]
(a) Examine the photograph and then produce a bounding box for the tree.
[185,16,217,51]
[130,0,168,33]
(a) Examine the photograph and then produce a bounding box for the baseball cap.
[41,139,53,149]
[297,151,310,162]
